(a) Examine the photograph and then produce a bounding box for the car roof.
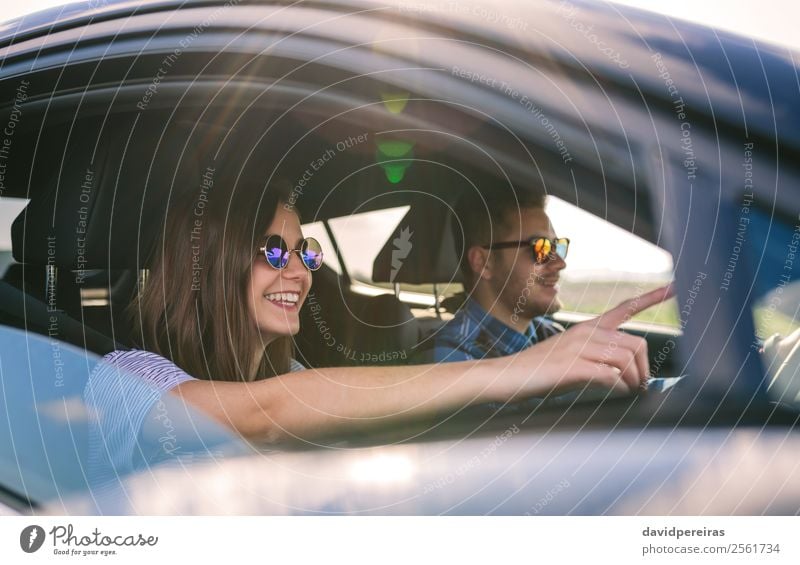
[2,0,798,151]
[1,0,798,233]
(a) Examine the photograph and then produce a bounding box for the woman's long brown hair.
[133,176,294,381]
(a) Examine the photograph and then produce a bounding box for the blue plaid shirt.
[413,297,563,415]
[420,297,564,363]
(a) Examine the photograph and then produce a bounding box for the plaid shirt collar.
[461,297,541,357]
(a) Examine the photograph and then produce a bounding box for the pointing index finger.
[596,284,675,329]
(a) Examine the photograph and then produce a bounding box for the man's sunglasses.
[259,235,324,271]
[483,237,570,264]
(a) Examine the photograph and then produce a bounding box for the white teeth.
[264,292,299,303]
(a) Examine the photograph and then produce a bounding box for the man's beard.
[526,293,562,318]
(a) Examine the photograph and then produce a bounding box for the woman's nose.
[282,251,308,278]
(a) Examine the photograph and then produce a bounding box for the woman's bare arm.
[173,285,673,441]
[174,356,508,441]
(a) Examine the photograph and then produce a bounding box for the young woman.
[104,180,672,443]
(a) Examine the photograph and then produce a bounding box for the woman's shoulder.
[99,348,197,391]
[102,348,184,373]
[103,348,166,362]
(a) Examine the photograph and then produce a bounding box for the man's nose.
[547,252,567,271]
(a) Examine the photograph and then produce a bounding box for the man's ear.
[467,245,492,281]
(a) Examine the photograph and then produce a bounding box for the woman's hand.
[497,284,675,402]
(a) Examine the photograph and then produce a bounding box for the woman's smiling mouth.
[264,291,300,308]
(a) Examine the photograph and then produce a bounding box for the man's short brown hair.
[451,188,546,286]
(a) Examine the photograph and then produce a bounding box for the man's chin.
[540,297,563,317]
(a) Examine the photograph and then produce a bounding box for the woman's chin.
[256,317,300,340]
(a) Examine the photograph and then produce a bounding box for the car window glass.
[746,207,800,340]
[755,281,800,340]
[0,325,246,511]
[744,207,800,407]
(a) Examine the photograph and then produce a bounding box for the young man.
[425,189,568,362]
[411,189,676,409]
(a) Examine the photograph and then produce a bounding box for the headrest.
[372,197,463,285]
[354,293,420,363]
[12,115,229,270]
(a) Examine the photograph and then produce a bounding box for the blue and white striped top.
[100,349,306,394]
[83,349,305,489]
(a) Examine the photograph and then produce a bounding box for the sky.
[0,0,795,278]
[611,0,800,51]
[1,0,795,48]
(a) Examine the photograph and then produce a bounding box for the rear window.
[0,197,27,275]
[328,206,409,282]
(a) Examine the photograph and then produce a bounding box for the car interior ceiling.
[1,88,665,374]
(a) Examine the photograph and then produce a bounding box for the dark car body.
[0,0,798,514]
